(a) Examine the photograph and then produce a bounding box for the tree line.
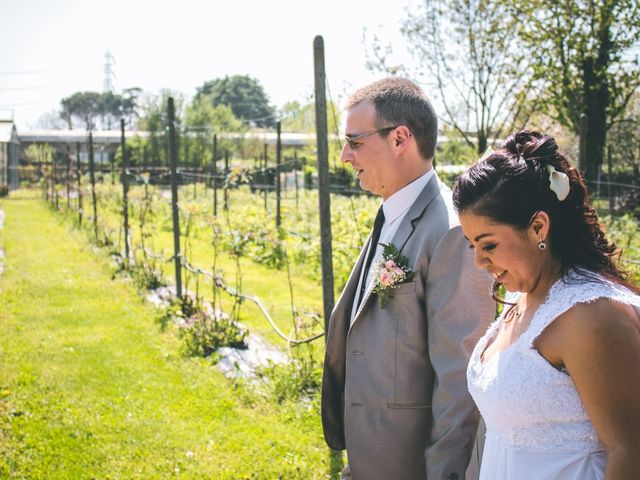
[45,0,640,185]
[367,0,640,183]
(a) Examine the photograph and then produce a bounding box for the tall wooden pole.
[212,134,218,216]
[52,152,59,209]
[276,120,282,228]
[263,142,268,211]
[65,144,71,208]
[88,133,99,241]
[314,35,335,333]
[168,97,182,298]
[294,149,299,210]
[224,150,229,211]
[120,119,130,264]
[76,143,83,226]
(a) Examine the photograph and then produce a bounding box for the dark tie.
[357,206,385,309]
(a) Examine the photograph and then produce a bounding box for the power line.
[0,86,45,91]
[0,70,54,75]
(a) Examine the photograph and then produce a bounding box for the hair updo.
[453,129,636,290]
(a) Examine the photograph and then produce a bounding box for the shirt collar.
[382,169,434,225]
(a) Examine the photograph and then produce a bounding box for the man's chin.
[357,179,372,193]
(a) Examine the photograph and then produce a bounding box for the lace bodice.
[468,271,640,450]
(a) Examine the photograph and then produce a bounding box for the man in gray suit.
[321,77,494,480]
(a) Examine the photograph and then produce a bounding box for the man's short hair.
[346,77,438,161]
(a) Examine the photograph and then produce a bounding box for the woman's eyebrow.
[474,232,493,242]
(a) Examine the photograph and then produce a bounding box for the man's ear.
[394,125,412,148]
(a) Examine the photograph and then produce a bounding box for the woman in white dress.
[452,129,640,480]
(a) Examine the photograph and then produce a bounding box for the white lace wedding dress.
[468,271,640,480]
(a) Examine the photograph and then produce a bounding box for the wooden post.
[110,150,115,185]
[224,150,229,211]
[607,145,613,212]
[263,142,268,211]
[276,120,282,228]
[52,152,59,210]
[294,149,299,210]
[168,97,182,298]
[65,144,71,208]
[42,158,48,202]
[314,35,335,333]
[212,134,218,216]
[76,143,83,226]
[120,119,130,264]
[88,133,99,241]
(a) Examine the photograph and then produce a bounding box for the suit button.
[352,351,363,355]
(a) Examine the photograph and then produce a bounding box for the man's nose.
[340,144,352,164]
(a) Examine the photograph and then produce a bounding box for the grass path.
[0,192,338,479]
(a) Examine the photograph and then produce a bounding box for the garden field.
[1,176,638,478]
[0,190,345,479]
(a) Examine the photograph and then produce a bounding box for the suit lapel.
[350,172,443,327]
[330,234,369,330]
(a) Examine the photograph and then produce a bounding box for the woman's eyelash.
[467,243,496,251]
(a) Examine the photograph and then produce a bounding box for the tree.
[608,90,640,176]
[60,90,142,131]
[195,75,276,128]
[100,91,121,130]
[184,100,245,168]
[368,0,530,154]
[61,92,101,130]
[510,0,640,183]
[280,98,344,166]
[137,90,185,167]
[33,109,68,130]
[281,99,341,134]
[24,144,54,165]
[121,87,143,129]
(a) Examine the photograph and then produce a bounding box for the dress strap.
[522,271,640,347]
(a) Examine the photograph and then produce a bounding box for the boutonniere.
[371,243,416,308]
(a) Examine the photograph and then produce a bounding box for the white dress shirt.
[350,168,435,324]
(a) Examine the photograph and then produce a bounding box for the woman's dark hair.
[452,129,638,294]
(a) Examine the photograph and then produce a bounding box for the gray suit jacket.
[321,173,494,480]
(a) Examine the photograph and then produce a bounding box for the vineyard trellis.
[31,106,640,353]
[33,99,377,353]
[19,37,640,358]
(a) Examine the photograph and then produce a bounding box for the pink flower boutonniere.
[371,243,416,308]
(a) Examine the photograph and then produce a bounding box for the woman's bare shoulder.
[553,297,640,350]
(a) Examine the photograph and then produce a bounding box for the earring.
[538,240,547,251]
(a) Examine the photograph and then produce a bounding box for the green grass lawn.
[0,191,342,479]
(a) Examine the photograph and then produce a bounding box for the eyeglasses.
[343,125,401,150]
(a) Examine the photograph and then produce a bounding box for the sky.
[0,0,415,130]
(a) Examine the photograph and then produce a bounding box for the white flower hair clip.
[546,164,570,201]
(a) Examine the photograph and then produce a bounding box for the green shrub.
[169,295,248,357]
[256,353,322,404]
